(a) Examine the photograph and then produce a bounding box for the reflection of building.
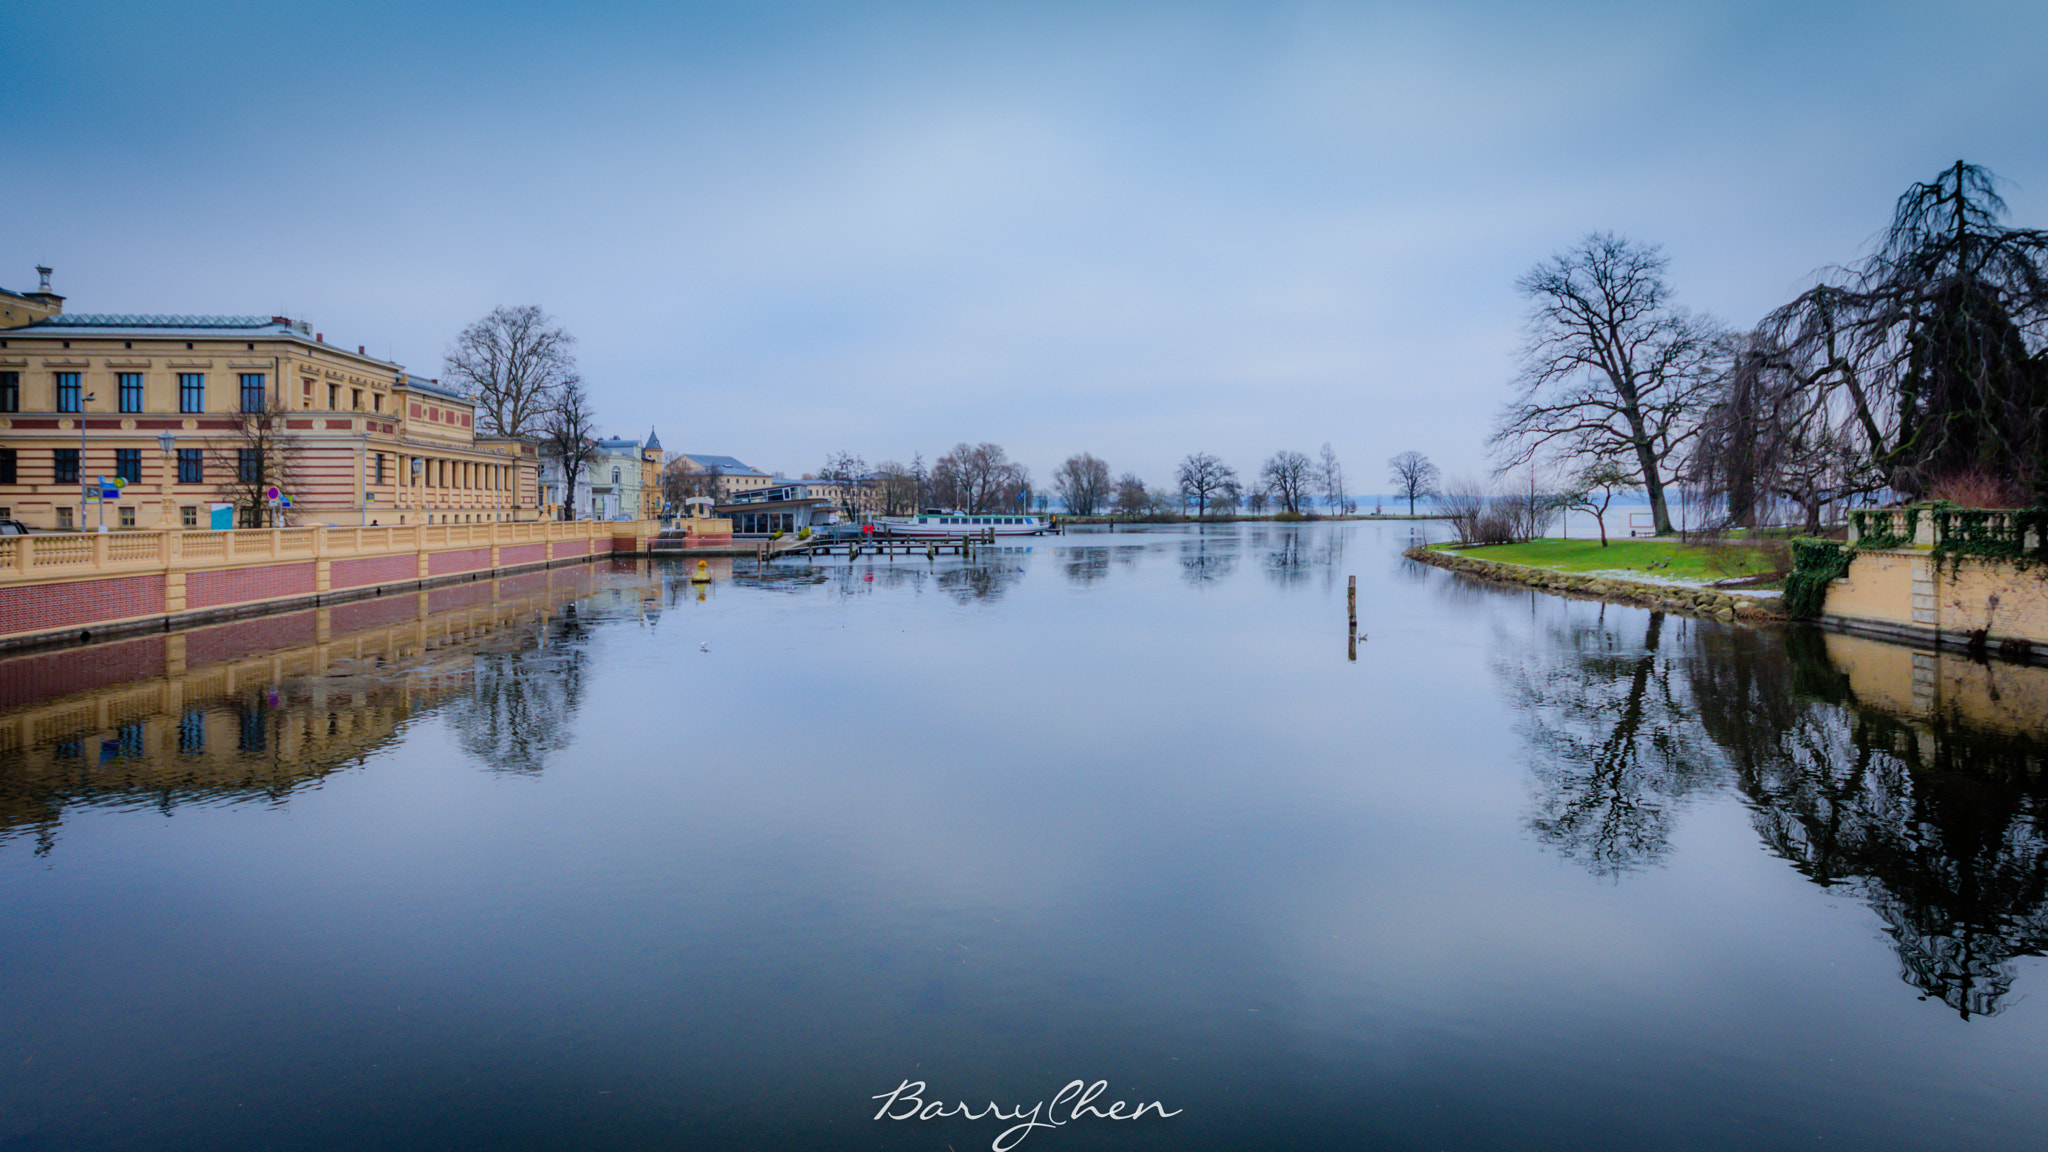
[0,562,655,853]
[0,270,537,529]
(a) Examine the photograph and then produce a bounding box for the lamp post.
[77,391,96,532]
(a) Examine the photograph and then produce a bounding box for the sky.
[7,0,2047,494]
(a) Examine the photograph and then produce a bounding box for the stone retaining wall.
[1403,545,1783,622]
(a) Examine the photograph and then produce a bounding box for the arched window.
[612,467,622,485]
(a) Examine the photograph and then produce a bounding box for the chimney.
[20,265,65,315]
[358,345,365,355]
[316,333,324,343]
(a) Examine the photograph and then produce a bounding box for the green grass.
[1428,536,1787,583]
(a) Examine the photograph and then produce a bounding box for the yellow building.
[0,273,537,530]
[667,452,774,504]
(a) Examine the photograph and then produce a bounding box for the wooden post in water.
[1348,575,1358,661]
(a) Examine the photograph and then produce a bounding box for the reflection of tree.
[1263,531,1311,586]
[1688,630,2048,1019]
[937,563,1024,604]
[448,612,592,775]
[1498,610,1723,876]
[1063,546,1111,586]
[1509,605,2048,1017]
[1179,537,1238,587]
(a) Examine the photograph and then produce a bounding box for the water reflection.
[1501,603,2048,1017]
[0,564,644,853]
[1497,610,1724,876]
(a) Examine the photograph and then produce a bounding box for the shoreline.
[1403,544,1786,622]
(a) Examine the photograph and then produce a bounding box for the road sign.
[265,486,281,500]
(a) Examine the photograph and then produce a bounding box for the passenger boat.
[868,510,1053,537]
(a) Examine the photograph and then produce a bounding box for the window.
[119,373,144,412]
[238,449,261,482]
[240,374,266,413]
[181,505,198,528]
[0,449,14,485]
[0,371,17,412]
[119,506,136,528]
[375,454,385,485]
[178,448,203,484]
[57,372,82,412]
[328,384,339,408]
[351,388,361,410]
[56,507,73,530]
[613,467,622,485]
[373,394,382,412]
[55,448,79,484]
[116,448,141,483]
[179,373,205,413]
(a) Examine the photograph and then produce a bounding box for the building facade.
[668,453,773,504]
[0,276,538,531]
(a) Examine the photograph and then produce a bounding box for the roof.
[682,453,767,476]
[395,374,468,400]
[12,314,305,336]
[645,427,662,453]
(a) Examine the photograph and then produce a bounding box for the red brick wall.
[183,610,319,666]
[186,563,316,611]
[0,575,168,638]
[428,547,491,577]
[330,593,421,633]
[501,543,546,566]
[552,539,590,560]
[429,582,494,613]
[0,635,166,706]
[332,553,419,591]
[496,571,547,597]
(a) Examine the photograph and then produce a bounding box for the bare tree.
[1113,473,1149,516]
[931,442,1025,513]
[1175,452,1237,518]
[818,450,868,518]
[443,306,579,439]
[1053,452,1112,515]
[871,460,920,515]
[1557,458,1634,546]
[1493,233,1724,535]
[1262,450,1313,515]
[211,396,305,527]
[1687,331,1881,532]
[1751,161,2048,499]
[1317,443,1347,516]
[538,377,599,520]
[1387,450,1440,515]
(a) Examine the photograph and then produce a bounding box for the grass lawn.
[1428,536,1787,584]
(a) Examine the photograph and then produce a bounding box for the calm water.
[3,522,2045,1151]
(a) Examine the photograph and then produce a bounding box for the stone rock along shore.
[1402,546,1786,623]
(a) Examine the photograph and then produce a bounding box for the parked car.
[0,519,33,535]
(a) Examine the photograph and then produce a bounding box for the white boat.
[868,510,1052,537]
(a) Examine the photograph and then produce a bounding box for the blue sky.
[8,0,2046,492]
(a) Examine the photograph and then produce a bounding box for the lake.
[2,521,2045,1151]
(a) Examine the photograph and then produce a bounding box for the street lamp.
[76,391,96,533]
